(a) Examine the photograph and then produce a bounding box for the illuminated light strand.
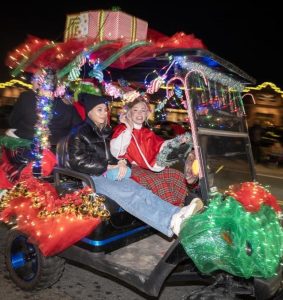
[243,82,283,97]
[31,69,56,177]
[0,79,32,89]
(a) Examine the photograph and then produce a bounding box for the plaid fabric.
[131,165,187,206]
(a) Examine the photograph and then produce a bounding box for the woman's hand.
[108,160,128,180]
[119,113,134,130]
[116,159,128,180]
[107,160,128,180]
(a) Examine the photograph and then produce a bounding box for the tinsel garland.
[32,69,56,177]
[176,58,244,91]
[156,132,193,167]
[180,188,283,279]
[0,181,109,219]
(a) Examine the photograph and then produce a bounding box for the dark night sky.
[0,0,282,87]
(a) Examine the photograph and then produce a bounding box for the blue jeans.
[91,176,180,237]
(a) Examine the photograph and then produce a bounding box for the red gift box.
[64,10,148,43]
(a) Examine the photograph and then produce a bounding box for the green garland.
[99,41,150,70]
[56,40,112,79]
[156,132,193,167]
[11,43,57,78]
[0,136,31,150]
[180,193,283,279]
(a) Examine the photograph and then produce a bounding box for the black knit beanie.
[78,93,108,114]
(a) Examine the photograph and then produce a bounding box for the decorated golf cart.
[1,8,283,299]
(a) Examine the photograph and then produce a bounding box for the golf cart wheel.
[4,229,65,290]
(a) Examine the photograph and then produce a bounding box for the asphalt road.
[255,164,283,201]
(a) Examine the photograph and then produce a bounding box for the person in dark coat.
[8,89,82,147]
[5,75,82,176]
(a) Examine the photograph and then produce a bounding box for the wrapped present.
[64,10,148,42]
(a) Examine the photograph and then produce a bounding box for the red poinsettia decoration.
[226,181,281,213]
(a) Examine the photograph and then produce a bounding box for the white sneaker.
[170,198,203,236]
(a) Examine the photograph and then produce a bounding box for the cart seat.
[53,136,153,253]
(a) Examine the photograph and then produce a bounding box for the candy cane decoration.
[184,70,208,179]
[91,69,104,82]
[146,60,176,94]
[67,55,87,82]
[166,76,184,98]
[146,75,165,94]
[68,66,80,81]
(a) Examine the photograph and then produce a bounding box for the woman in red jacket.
[110,97,189,206]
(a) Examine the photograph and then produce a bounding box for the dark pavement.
[255,163,283,201]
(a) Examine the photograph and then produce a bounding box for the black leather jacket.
[65,118,118,176]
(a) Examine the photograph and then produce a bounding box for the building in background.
[0,79,31,134]
[0,79,31,106]
[243,82,283,127]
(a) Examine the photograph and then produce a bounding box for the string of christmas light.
[31,69,56,177]
[0,79,32,89]
[7,37,54,76]
[155,97,168,121]
[243,82,283,98]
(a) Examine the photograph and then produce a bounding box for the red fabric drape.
[6,30,205,73]
[0,178,101,256]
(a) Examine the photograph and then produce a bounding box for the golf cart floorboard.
[104,233,175,275]
[60,233,179,297]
